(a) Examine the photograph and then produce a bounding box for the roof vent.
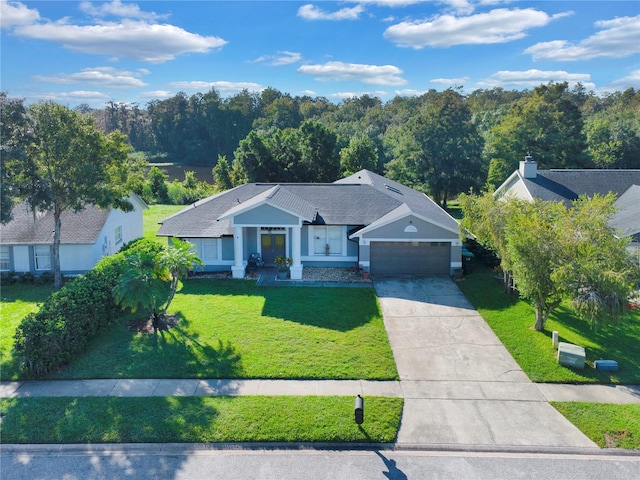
[384,184,402,195]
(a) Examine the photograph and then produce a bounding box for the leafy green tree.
[7,101,139,289]
[0,93,31,223]
[461,192,638,331]
[505,199,567,331]
[159,239,204,312]
[212,155,234,190]
[484,82,589,185]
[148,166,169,203]
[385,89,484,207]
[293,120,339,182]
[340,135,378,175]
[553,194,639,328]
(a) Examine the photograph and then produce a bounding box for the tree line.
[76,83,640,206]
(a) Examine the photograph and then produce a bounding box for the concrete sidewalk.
[2,378,638,403]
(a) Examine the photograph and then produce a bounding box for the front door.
[261,233,286,265]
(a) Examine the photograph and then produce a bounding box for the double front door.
[261,233,285,265]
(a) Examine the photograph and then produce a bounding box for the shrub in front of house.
[13,238,162,376]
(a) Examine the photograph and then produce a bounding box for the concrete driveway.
[374,276,597,449]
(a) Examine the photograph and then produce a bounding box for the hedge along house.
[0,194,147,276]
[157,170,462,279]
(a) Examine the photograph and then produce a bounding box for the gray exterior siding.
[234,204,300,226]
[361,216,457,240]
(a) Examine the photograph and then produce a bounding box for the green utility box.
[557,342,586,369]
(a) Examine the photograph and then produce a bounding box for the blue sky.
[1,1,639,108]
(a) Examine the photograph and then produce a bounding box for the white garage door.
[370,241,450,276]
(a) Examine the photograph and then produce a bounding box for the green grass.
[457,265,640,384]
[0,396,403,444]
[143,204,184,242]
[0,284,52,381]
[48,279,398,380]
[551,402,640,449]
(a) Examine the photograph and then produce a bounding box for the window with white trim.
[34,245,51,271]
[312,226,343,255]
[189,238,218,262]
[115,225,122,244]
[0,246,10,271]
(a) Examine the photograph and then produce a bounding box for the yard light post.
[354,394,364,425]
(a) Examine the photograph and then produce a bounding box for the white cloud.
[298,4,364,21]
[394,88,430,96]
[14,19,227,63]
[169,81,265,95]
[252,51,303,66]
[141,90,174,100]
[430,76,470,86]
[35,90,111,103]
[33,67,148,88]
[384,8,570,48]
[79,0,168,21]
[524,15,640,61]
[477,69,595,89]
[298,61,407,86]
[0,0,39,29]
[601,69,640,92]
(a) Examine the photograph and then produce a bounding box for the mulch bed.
[127,314,180,333]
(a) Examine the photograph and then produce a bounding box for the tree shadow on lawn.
[180,279,381,332]
[158,312,243,378]
[543,305,640,384]
[1,396,221,446]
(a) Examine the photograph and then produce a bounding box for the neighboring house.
[157,169,462,279]
[495,156,640,266]
[0,194,148,275]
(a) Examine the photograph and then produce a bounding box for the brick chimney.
[519,155,537,179]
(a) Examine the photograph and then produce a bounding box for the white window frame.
[310,225,346,256]
[187,238,219,263]
[34,245,51,271]
[0,246,10,271]
[115,225,123,244]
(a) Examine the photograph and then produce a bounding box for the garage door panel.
[371,242,449,276]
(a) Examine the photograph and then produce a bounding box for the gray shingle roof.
[611,184,640,239]
[0,202,110,245]
[158,170,459,238]
[523,169,640,206]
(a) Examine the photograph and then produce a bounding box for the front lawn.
[457,265,640,384]
[552,402,640,449]
[48,279,398,380]
[0,284,52,381]
[0,396,403,444]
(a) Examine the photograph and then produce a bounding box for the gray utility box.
[557,342,586,369]
[594,360,619,371]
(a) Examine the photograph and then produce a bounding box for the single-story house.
[495,156,640,266]
[157,170,462,279]
[0,194,148,275]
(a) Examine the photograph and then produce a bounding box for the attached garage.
[370,241,450,276]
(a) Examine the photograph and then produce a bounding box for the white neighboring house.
[495,157,640,268]
[0,194,148,275]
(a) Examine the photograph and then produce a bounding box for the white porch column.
[289,225,303,280]
[231,226,245,279]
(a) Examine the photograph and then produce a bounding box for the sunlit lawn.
[143,204,184,242]
[0,396,403,444]
[457,264,640,384]
[49,279,398,381]
[0,284,52,381]
[552,402,640,449]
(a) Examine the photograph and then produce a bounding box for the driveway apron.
[374,277,597,449]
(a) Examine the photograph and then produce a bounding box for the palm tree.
[113,240,203,335]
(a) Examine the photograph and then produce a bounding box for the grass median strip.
[0,396,403,444]
[551,402,640,449]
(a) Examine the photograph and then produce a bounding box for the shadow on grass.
[0,396,220,445]
[180,279,380,332]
